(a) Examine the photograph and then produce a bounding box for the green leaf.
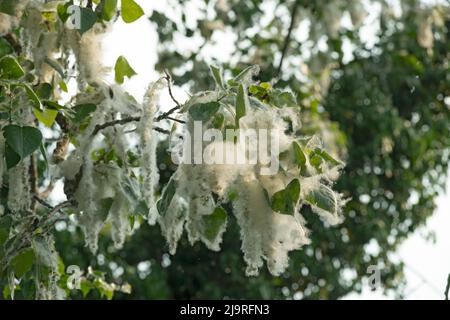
[272,90,296,108]
[271,179,301,215]
[33,108,58,127]
[0,56,25,79]
[100,0,118,21]
[0,38,13,58]
[57,2,72,23]
[4,143,20,169]
[114,55,137,84]
[35,83,53,100]
[39,142,48,173]
[210,65,225,90]
[188,101,220,122]
[20,84,42,110]
[3,125,43,167]
[0,0,21,15]
[98,198,114,220]
[11,248,35,278]
[310,148,341,167]
[212,113,225,129]
[293,142,307,174]
[235,84,247,127]
[156,177,177,216]
[0,216,12,248]
[78,7,98,35]
[233,65,257,83]
[59,80,68,93]
[305,184,338,214]
[44,57,65,78]
[80,279,93,297]
[121,0,144,23]
[202,207,227,242]
[71,103,97,123]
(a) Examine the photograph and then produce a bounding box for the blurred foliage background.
[48,0,450,299]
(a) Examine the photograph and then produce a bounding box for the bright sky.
[98,0,449,300]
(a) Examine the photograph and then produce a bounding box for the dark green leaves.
[235,84,247,127]
[10,248,35,278]
[156,177,177,216]
[309,148,341,172]
[202,207,227,242]
[188,102,220,122]
[0,216,11,248]
[0,0,21,15]
[210,65,225,90]
[305,184,338,215]
[57,1,72,22]
[3,125,43,169]
[249,82,271,102]
[121,0,144,23]
[0,56,25,80]
[99,0,118,21]
[293,142,307,174]
[272,90,296,108]
[114,56,137,84]
[78,7,98,35]
[271,179,301,215]
[19,83,42,110]
[98,198,114,220]
[0,38,13,58]
[44,57,65,78]
[71,103,97,123]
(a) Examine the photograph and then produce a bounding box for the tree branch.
[91,116,173,136]
[276,0,300,76]
[92,116,141,136]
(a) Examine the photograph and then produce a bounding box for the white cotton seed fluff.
[7,158,31,213]
[108,191,129,249]
[68,23,111,85]
[323,2,343,37]
[140,79,165,225]
[158,86,347,275]
[158,191,188,255]
[73,99,109,253]
[0,13,18,35]
[232,177,310,276]
[349,1,367,28]
[417,12,434,50]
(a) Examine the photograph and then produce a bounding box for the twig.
[166,116,186,124]
[276,0,300,76]
[92,116,141,136]
[34,196,53,210]
[156,105,182,122]
[163,70,182,108]
[29,154,38,211]
[153,126,171,135]
[91,116,173,136]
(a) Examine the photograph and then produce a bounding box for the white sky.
[97,0,449,300]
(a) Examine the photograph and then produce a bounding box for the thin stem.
[163,69,182,108]
[166,116,186,124]
[276,0,300,76]
[92,116,141,136]
[91,116,173,136]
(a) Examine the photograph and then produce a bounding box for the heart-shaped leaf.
[3,125,43,168]
[121,0,144,23]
